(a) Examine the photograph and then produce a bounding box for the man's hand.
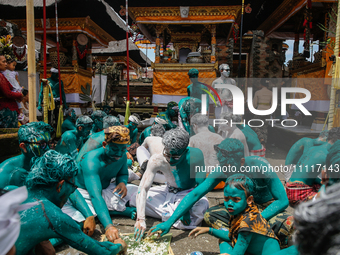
[180,210,191,226]
[188,227,210,238]
[148,222,171,237]
[83,216,96,236]
[105,225,119,242]
[34,240,55,255]
[113,182,127,198]
[37,106,42,112]
[114,238,127,254]
[134,219,146,241]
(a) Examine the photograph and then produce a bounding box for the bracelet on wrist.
[209,228,213,235]
[105,224,114,231]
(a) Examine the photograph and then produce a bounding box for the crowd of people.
[0,64,340,255]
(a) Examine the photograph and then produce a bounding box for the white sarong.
[62,183,138,222]
[130,185,209,230]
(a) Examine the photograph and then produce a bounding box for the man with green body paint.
[236,121,265,156]
[16,150,127,255]
[125,114,141,147]
[286,127,340,207]
[37,68,67,126]
[150,138,292,247]
[62,108,77,134]
[138,117,168,145]
[285,130,328,166]
[186,68,209,113]
[76,126,138,242]
[189,174,298,255]
[76,115,121,162]
[90,110,107,134]
[132,127,209,241]
[55,116,93,159]
[178,96,201,134]
[0,122,54,190]
[156,101,178,130]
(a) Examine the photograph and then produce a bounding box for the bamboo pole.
[26,0,37,122]
[328,2,340,129]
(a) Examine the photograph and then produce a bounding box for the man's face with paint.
[94,118,104,131]
[163,146,187,166]
[70,110,77,121]
[78,123,92,138]
[58,177,77,208]
[24,131,52,157]
[104,142,127,161]
[128,121,138,130]
[224,185,247,216]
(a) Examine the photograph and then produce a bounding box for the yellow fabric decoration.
[56,105,63,138]
[43,81,55,124]
[124,100,131,126]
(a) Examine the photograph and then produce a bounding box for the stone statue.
[212,64,236,119]
[103,57,120,105]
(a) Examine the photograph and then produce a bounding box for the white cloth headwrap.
[0,186,38,255]
[128,115,140,124]
[50,67,59,73]
[155,117,168,125]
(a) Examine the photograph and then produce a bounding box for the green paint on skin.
[178,96,202,134]
[16,151,122,255]
[290,142,332,186]
[150,139,289,236]
[38,73,67,110]
[76,139,133,228]
[0,122,54,189]
[237,125,262,151]
[56,117,93,158]
[126,122,138,146]
[224,185,248,216]
[62,110,77,134]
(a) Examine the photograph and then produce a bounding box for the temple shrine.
[128,5,241,104]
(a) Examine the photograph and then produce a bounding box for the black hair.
[22,89,28,96]
[225,174,255,198]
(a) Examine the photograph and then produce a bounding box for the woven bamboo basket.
[49,51,67,68]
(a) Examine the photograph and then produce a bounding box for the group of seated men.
[1,78,340,254]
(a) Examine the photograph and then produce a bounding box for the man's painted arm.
[116,154,128,186]
[167,173,222,225]
[192,149,207,185]
[56,211,122,255]
[82,163,112,228]
[262,176,289,220]
[220,232,253,255]
[136,158,158,221]
[69,189,93,218]
[209,228,230,242]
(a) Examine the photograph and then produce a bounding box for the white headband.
[128,115,140,124]
[50,68,59,73]
[0,187,38,255]
[155,117,168,125]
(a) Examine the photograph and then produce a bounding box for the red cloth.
[0,73,22,113]
[286,181,320,207]
[250,145,266,157]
